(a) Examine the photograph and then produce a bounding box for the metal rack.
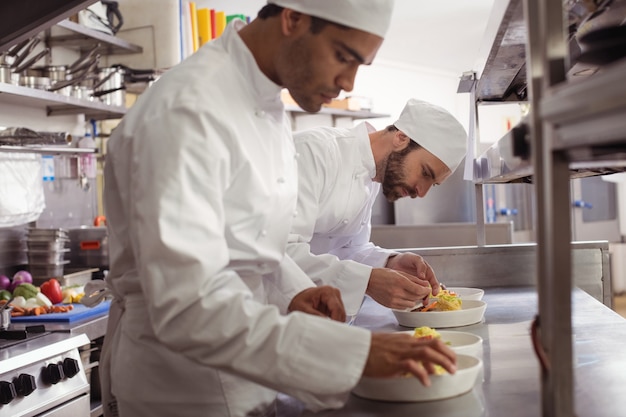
[472,0,626,415]
[0,82,126,120]
[51,19,143,56]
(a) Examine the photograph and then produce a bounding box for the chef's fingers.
[424,264,441,296]
[402,360,431,386]
[317,288,347,322]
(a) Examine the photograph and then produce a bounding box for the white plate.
[447,287,484,301]
[392,300,487,328]
[353,354,483,402]
[401,330,483,357]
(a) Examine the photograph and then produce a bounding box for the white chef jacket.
[287,123,397,315]
[102,20,371,417]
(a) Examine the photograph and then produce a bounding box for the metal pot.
[19,75,51,90]
[26,65,68,82]
[0,64,12,84]
[94,66,125,106]
[0,303,13,330]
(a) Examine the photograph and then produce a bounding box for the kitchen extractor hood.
[0,0,97,53]
[475,0,626,103]
[472,0,626,184]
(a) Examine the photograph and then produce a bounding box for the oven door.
[37,392,90,417]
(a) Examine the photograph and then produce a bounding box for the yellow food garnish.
[413,326,441,340]
[436,294,462,311]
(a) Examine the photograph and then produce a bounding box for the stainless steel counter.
[277,287,626,417]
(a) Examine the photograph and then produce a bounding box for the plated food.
[407,327,483,357]
[393,299,487,328]
[352,354,483,402]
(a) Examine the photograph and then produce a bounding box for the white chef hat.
[267,0,395,38]
[394,99,468,173]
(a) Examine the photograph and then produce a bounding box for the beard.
[381,150,415,202]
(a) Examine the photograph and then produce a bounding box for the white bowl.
[392,300,487,328]
[353,354,483,402]
[401,330,483,357]
[447,287,484,301]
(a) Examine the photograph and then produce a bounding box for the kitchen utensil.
[9,37,41,70]
[94,66,126,106]
[19,75,51,90]
[0,64,12,84]
[67,44,100,74]
[392,300,487,328]
[12,48,49,74]
[0,297,14,330]
[353,354,483,402]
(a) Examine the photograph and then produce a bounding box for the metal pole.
[524,0,573,415]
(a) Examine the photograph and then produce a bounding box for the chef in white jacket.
[100,2,456,417]
[288,99,468,316]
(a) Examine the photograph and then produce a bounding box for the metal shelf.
[0,145,96,155]
[51,19,143,55]
[0,82,126,120]
[541,57,626,152]
[285,104,389,120]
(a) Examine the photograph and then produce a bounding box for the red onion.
[0,275,10,291]
[10,270,33,291]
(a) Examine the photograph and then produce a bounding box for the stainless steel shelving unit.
[0,82,126,120]
[0,7,143,122]
[51,19,143,56]
[472,0,626,415]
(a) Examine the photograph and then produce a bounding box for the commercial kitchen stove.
[0,328,90,417]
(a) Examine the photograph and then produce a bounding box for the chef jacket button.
[294,152,300,159]
[293,210,298,216]
[342,219,349,224]
[361,220,367,225]
[277,177,285,184]
[260,230,267,237]
[255,110,266,118]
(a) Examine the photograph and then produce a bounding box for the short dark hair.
[257,4,349,34]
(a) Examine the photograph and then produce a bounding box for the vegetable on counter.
[12,283,39,300]
[0,289,11,301]
[62,284,85,304]
[40,278,64,304]
[0,275,10,290]
[10,270,33,292]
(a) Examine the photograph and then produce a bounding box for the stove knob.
[13,374,37,396]
[0,381,17,404]
[63,358,80,378]
[42,363,65,385]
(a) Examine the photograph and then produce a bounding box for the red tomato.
[40,278,64,304]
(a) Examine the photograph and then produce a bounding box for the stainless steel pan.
[12,48,49,74]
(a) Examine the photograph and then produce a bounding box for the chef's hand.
[385,253,441,297]
[364,332,456,386]
[366,268,431,310]
[288,286,346,322]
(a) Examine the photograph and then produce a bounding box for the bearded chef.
[287,99,468,316]
[96,1,456,417]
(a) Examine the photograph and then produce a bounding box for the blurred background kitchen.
[0,0,625,316]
